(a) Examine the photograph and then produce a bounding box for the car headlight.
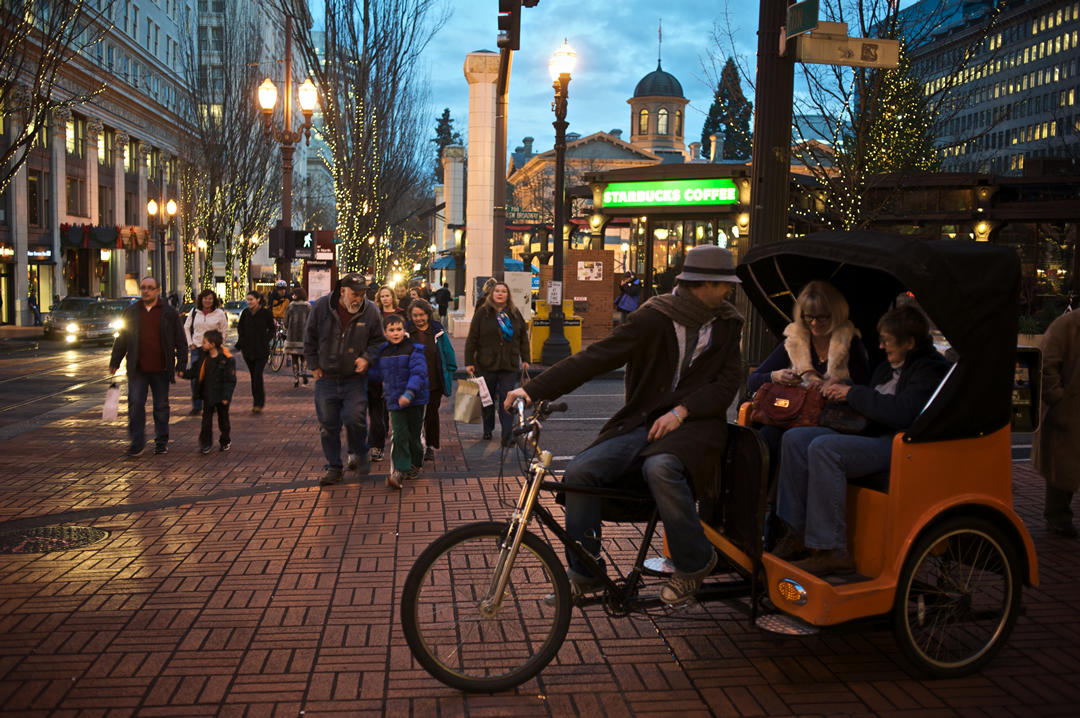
[66,322,79,333]
[110,319,124,330]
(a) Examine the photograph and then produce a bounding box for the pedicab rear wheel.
[268,335,285,372]
[400,521,572,692]
[892,516,1021,678]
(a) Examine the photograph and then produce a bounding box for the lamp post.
[540,40,576,366]
[146,197,177,290]
[257,13,318,283]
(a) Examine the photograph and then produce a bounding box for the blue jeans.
[189,348,203,410]
[777,427,894,551]
[563,427,713,577]
[314,375,368,469]
[127,369,172,448]
[480,370,520,440]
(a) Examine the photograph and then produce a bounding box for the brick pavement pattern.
[2,364,1080,716]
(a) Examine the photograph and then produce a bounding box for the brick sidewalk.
[1,365,1079,715]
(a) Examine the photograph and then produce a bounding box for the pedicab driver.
[504,245,744,606]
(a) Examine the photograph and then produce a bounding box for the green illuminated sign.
[600,178,739,208]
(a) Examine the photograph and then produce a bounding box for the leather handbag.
[818,401,868,434]
[750,382,826,428]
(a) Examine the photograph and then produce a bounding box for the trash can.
[529,300,582,363]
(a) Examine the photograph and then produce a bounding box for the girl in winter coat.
[236,290,275,412]
[405,298,458,462]
[184,289,230,414]
[181,329,237,453]
[370,314,429,490]
[284,287,311,387]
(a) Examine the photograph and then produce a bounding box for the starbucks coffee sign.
[601,178,738,208]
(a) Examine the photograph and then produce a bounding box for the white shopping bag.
[102,383,120,422]
[474,376,494,407]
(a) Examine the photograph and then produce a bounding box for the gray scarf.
[642,288,739,331]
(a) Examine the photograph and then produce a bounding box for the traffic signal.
[268,225,287,258]
[293,230,314,259]
[497,0,520,50]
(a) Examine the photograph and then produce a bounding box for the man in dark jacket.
[432,282,452,324]
[505,245,744,606]
[109,276,187,456]
[304,273,385,486]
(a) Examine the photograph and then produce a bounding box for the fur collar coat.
[782,319,858,382]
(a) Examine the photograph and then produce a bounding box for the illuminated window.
[657,108,668,135]
[638,109,648,135]
[674,110,682,135]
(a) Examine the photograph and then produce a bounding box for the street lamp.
[146,197,177,290]
[257,12,318,283]
[540,39,576,366]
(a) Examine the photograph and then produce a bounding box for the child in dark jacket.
[182,329,237,453]
[370,314,428,489]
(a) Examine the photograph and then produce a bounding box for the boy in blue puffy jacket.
[370,314,428,489]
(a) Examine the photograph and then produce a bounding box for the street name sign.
[787,0,820,38]
[795,22,900,69]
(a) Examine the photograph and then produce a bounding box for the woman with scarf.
[464,281,530,444]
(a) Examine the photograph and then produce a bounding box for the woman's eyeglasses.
[803,313,832,324]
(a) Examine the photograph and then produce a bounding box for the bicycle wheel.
[401,521,572,693]
[892,516,1022,678]
[268,337,285,372]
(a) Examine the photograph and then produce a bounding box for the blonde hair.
[483,281,516,313]
[792,280,850,326]
[376,286,398,310]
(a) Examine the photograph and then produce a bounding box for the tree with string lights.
[700,57,752,161]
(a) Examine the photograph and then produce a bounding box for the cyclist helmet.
[276,280,287,287]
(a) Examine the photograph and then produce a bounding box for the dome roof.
[633,62,684,99]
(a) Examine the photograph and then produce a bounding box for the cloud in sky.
[421,1,760,158]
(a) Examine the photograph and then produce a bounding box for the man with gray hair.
[305,273,385,486]
[109,276,187,456]
[505,245,744,606]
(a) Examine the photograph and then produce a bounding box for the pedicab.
[400,230,1038,692]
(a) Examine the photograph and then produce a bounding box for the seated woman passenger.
[773,304,950,577]
[748,280,870,467]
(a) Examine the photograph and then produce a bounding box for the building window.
[98,129,114,167]
[66,177,86,216]
[125,191,137,225]
[65,115,85,157]
[638,109,648,135]
[657,108,669,135]
[674,110,682,136]
[99,186,114,225]
[27,171,43,227]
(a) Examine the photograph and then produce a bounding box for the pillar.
[137,142,150,280]
[463,52,499,322]
[49,107,69,297]
[113,131,128,294]
[8,95,30,325]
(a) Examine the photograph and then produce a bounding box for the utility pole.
[747,0,797,362]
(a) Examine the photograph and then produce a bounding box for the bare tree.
[281,0,447,275]
[0,0,115,193]
[177,0,281,299]
[708,0,1003,229]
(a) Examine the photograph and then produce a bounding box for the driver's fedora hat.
[675,245,741,283]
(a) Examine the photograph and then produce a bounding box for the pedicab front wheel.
[400,521,572,693]
[268,336,285,372]
[892,516,1022,678]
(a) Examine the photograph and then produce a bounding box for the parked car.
[223,300,246,329]
[43,297,100,339]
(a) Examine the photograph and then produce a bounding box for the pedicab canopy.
[735,231,1021,443]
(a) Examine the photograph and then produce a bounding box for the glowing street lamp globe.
[297,78,318,113]
[165,199,178,217]
[146,198,159,217]
[257,77,278,112]
[549,40,576,81]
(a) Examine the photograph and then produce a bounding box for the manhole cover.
[0,526,109,554]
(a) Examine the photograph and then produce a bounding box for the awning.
[431,255,456,269]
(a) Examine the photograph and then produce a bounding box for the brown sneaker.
[771,533,808,561]
[386,471,404,490]
[792,548,856,577]
[660,551,718,606]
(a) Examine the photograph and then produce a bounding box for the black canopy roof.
[735,231,1020,442]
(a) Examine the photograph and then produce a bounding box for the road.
[0,340,117,441]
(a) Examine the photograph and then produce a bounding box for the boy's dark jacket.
[182,349,237,407]
[369,340,429,410]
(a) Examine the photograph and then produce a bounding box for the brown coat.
[1033,310,1080,491]
[524,301,744,498]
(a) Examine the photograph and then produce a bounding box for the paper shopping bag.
[453,379,483,423]
[474,376,494,407]
[102,383,120,422]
